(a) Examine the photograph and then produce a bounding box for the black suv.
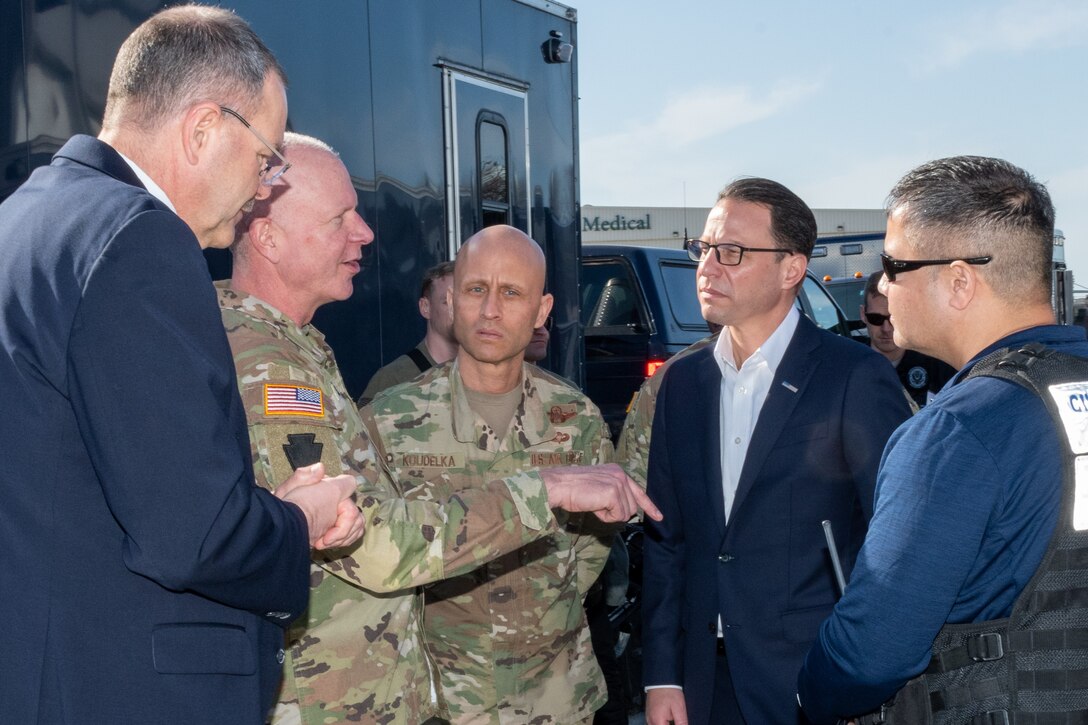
[582,244,852,437]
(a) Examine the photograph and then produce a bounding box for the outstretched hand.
[542,463,662,523]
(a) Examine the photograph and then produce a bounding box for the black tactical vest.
[862,343,1088,725]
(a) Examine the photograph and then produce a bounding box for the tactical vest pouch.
[869,343,1088,725]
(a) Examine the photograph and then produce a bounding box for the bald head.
[455,225,547,295]
[450,225,553,390]
[236,132,338,238]
[230,132,373,325]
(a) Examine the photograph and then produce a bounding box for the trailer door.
[442,68,529,257]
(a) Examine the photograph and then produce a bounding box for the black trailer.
[1,0,583,397]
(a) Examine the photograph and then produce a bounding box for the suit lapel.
[691,348,728,537]
[727,317,821,525]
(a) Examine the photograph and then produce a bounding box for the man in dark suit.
[642,178,911,725]
[0,7,361,724]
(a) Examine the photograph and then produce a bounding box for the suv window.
[582,260,645,331]
[659,261,705,329]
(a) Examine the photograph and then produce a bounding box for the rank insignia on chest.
[264,383,324,417]
[548,404,577,425]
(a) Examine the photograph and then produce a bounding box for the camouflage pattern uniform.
[361,360,615,724]
[217,282,566,725]
[616,333,718,488]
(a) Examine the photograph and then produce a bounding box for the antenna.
[682,181,689,246]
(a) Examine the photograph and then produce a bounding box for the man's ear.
[246,218,281,264]
[781,251,807,289]
[535,293,555,328]
[419,295,432,321]
[947,260,980,311]
[180,102,222,167]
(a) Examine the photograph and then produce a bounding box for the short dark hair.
[718,177,817,259]
[103,5,286,131]
[886,156,1054,304]
[863,270,884,306]
[420,261,456,299]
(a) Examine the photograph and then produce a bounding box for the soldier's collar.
[216,280,326,343]
[448,361,557,448]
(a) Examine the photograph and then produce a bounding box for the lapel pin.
[781,381,798,393]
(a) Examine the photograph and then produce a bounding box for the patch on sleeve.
[282,433,324,470]
[264,383,324,417]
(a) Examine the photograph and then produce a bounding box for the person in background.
[524,315,552,364]
[617,322,722,489]
[861,269,955,408]
[358,261,458,405]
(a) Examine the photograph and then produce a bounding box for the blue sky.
[576,0,1088,284]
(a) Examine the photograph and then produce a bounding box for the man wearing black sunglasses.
[800,156,1088,723]
[860,270,954,409]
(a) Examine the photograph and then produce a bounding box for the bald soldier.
[362,226,617,724]
[220,135,656,724]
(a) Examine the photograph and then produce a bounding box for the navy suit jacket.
[643,316,911,724]
[0,136,312,724]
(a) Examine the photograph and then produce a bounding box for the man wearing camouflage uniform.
[361,225,615,724]
[617,332,718,488]
[219,134,657,724]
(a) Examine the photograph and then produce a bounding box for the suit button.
[718,553,734,563]
[276,648,285,664]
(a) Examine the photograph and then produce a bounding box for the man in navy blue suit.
[0,6,362,724]
[642,178,911,725]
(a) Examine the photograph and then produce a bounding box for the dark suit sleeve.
[839,352,912,518]
[642,367,686,687]
[67,210,309,617]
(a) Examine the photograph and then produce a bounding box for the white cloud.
[924,0,1088,71]
[581,81,821,205]
[799,154,927,210]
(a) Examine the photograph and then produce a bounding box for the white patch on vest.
[1075,456,1088,531]
[1048,381,1088,454]
[1048,381,1088,531]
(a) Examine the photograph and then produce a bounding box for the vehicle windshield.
[824,279,867,321]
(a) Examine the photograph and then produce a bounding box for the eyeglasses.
[879,253,992,282]
[219,106,291,186]
[864,312,891,327]
[685,238,792,266]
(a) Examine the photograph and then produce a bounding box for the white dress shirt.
[647,307,805,692]
[713,305,800,525]
[116,150,177,213]
[712,305,799,637]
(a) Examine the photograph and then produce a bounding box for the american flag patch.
[264,384,324,417]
